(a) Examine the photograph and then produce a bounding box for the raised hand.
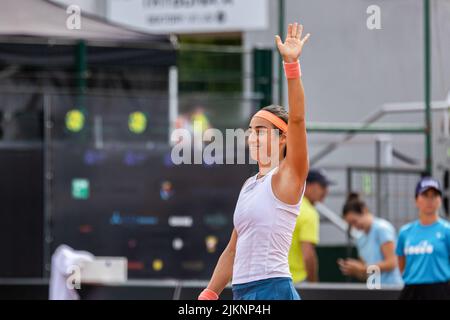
[275,23,310,63]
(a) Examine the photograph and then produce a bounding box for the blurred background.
[0,0,449,299]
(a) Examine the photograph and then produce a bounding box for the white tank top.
[232,167,305,285]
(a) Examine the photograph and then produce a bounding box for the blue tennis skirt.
[232,277,301,300]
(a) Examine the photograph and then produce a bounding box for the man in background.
[288,169,334,283]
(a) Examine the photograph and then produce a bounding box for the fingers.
[337,259,347,267]
[297,24,303,39]
[341,269,351,276]
[286,22,310,44]
[338,263,350,275]
[286,24,292,41]
[292,23,298,39]
[275,35,283,49]
[301,33,311,45]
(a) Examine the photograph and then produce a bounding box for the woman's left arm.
[273,23,310,204]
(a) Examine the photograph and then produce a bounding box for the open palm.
[276,23,310,63]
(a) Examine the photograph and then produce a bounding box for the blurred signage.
[107,0,268,34]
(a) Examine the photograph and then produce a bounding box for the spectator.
[338,193,403,286]
[288,169,333,283]
[396,177,450,300]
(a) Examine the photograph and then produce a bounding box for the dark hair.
[261,105,288,157]
[342,192,367,216]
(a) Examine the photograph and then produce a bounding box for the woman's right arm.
[203,228,238,296]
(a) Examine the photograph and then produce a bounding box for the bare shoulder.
[272,164,305,205]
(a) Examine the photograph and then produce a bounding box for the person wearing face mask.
[338,193,403,286]
[396,177,450,300]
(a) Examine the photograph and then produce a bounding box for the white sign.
[107,0,268,34]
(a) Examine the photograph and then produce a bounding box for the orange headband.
[253,110,288,133]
